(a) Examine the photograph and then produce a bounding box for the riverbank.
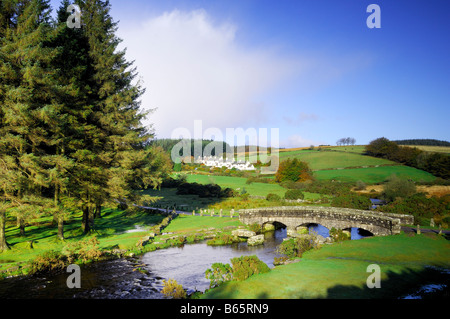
[0,207,247,279]
[201,232,450,299]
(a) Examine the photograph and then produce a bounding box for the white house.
[196,156,255,171]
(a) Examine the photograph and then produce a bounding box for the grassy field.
[186,174,285,197]
[314,165,436,184]
[411,145,450,154]
[0,208,165,273]
[279,149,395,170]
[202,232,450,299]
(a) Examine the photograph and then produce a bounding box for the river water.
[0,227,369,299]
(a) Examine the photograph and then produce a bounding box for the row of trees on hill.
[149,139,232,159]
[365,138,450,179]
[336,137,356,146]
[393,139,450,147]
[0,0,169,251]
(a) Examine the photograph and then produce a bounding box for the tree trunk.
[0,211,10,251]
[57,214,65,240]
[81,206,91,234]
[18,217,26,237]
[94,204,102,219]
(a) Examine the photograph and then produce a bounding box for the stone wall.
[238,206,414,236]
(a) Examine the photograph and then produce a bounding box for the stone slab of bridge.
[239,206,414,237]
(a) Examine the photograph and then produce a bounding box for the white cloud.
[283,112,319,126]
[117,9,300,139]
[280,134,324,149]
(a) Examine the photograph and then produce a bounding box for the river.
[0,227,369,299]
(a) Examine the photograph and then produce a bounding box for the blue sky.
[51,0,450,147]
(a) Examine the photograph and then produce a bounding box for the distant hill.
[393,139,450,146]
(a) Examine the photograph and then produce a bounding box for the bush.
[329,228,351,242]
[205,262,233,288]
[266,193,281,202]
[207,234,237,246]
[275,158,313,183]
[355,180,367,191]
[204,256,270,288]
[381,193,449,226]
[382,175,417,202]
[230,255,270,281]
[30,250,67,275]
[63,237,102,263]
[331,193,372,210]
[284,189,305,200]
[276,237,316,259]
[248,223,262,234]
[161,278,187,299]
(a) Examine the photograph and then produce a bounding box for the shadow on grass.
[324,266,450,299]
[143,187,228,211]
[203,266,450,299]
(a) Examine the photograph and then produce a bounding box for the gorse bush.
[276,236,317,259]
[205,262,233,288]
[284,189,305,200]
[205,255,270,288]
[231,255,270,281]
[266,193,281,202]
[30,250,67,275]
[161,278,187,299]
[62,236,102,263]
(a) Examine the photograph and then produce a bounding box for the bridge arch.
[239,206,414,237]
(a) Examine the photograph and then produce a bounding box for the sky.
[51,0,450,148]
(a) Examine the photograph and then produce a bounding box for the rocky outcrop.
[247,234,264,246]
[232,229,256,238]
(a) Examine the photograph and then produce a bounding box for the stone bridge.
[239,206,414,237]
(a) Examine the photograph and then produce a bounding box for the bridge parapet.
[238,206,414,237]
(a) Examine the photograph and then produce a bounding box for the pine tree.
[0,0,62,244]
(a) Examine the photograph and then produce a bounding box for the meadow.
[313,165,437,184]
[0,208,165,275]
[202,232,450,299]
[278,149,395,170]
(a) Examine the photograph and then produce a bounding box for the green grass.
[202,232,450,299]
[278,149,395,170]
[313,165,436,184]
[186,174,287,197]
[0,208,165,273]
[163,215,243,234]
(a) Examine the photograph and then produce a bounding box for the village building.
[196,156,255,171]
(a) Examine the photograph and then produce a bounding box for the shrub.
[230,255,270,281]
[275,158,312,183]
[266,193,281,202]
[205,262,233,288]
[207,234,236,246]
[329,228,351,242]
[382,175,417,202]
[204,256,270,288]
[355,180,367,191]
[276,237,316,259]
[284,189,305,200]
[248,223,262,234]
[161,278,187,299]
[29,250,67,275]
[63,237,102,263]
[331,193,372,210]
